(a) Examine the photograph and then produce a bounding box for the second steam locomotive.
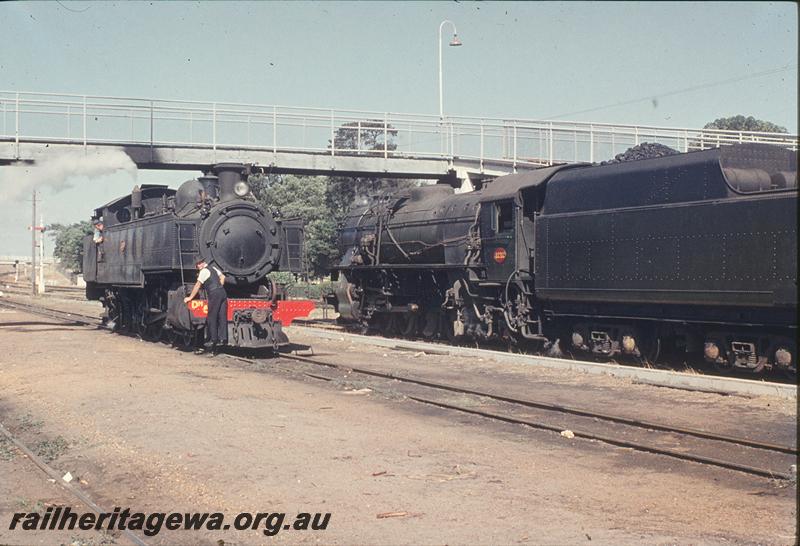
[83,163,314,350]
[329,143,797,375]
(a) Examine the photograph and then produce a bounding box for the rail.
[1,90,798,169]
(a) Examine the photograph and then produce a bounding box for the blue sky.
[0,0,797,256]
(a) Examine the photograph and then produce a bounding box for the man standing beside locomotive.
[184,259,228,353]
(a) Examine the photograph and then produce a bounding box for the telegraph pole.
[31,189,37,295]
[39,214,45,293]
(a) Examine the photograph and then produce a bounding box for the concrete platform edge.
[290,326,797,400]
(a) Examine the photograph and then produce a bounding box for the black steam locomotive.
[330,143,797,375]
[82,163,314,349]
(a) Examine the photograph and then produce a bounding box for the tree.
[250,175,339,277]
[329,119,398,155]
[48,221,93,273]
[703,115,788,133]
[325,119,417,222]
[250,120,421,277]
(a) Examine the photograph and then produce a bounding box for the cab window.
[494,201,514,233]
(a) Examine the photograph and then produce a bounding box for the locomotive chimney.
[131,185,142,219]
[198,172,220,201]
[212,163,249,202]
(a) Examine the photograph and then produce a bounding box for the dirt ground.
[0,303,797,545]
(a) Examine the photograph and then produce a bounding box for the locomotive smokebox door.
[198,201,282,285]
[481,200,516,280]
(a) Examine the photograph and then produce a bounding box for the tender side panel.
[535,146,798,320]
[536,194,797,309]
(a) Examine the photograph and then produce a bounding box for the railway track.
[1,282,86,300]
[0,422,148,546]
[0,298,100,326]
[2,298,794,482]
[250,352,798,481]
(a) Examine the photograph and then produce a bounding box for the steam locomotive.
[330,143,797,375]
[82,163,314,350]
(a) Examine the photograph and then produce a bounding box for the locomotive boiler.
[330,143,797,375]
[82,163,314,350]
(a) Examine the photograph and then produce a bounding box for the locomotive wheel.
[636,338,661,367]
[166,328,194,348]
[768,341,796,380]
[381,314,399,336]
[714,362,733,374]
[389,314,406,337]
[633,330,661,367]
[143,322,164,342]
[402,314,419,338]
[371,314,391,335]
[556,336,577,360]
[779,365,797,380]
[712,356,734,374]
[709,339,733,374]
[440,311,460,344]
[778,367,797,381]
[179,330,196,348]
[135,320,148,340]
[381,314,398,337]
[395,313,418,338]
[422,311,439,339]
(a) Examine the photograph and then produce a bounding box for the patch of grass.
[34,435,69,463]
[17,413,44,432]
[0,436,16,461]
[68,533,117,546]
[16,498,45,513]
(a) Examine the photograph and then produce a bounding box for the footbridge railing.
[1,91,797,171]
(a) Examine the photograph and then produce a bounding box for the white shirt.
[198,266,222,284]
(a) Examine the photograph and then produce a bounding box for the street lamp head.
[449,34,462,47]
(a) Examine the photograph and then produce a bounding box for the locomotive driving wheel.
[440,310,461,344]
[369,313,391,335]
[384,313,418,338]
[180,330,197,348]
[167,328,196,348]
[140,322,163,342]
[422,310,439,339]
[135,320,147,339]
[397,313,419,338]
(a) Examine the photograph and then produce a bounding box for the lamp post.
[438,20,462,119]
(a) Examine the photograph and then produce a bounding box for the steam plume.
[0,149,137,201]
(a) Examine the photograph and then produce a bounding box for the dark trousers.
[207,288,228,344]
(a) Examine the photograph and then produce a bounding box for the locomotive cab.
[476,165,575,284]
[480,200,516,281]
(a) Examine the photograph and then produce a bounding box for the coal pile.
[601,142,680,165]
